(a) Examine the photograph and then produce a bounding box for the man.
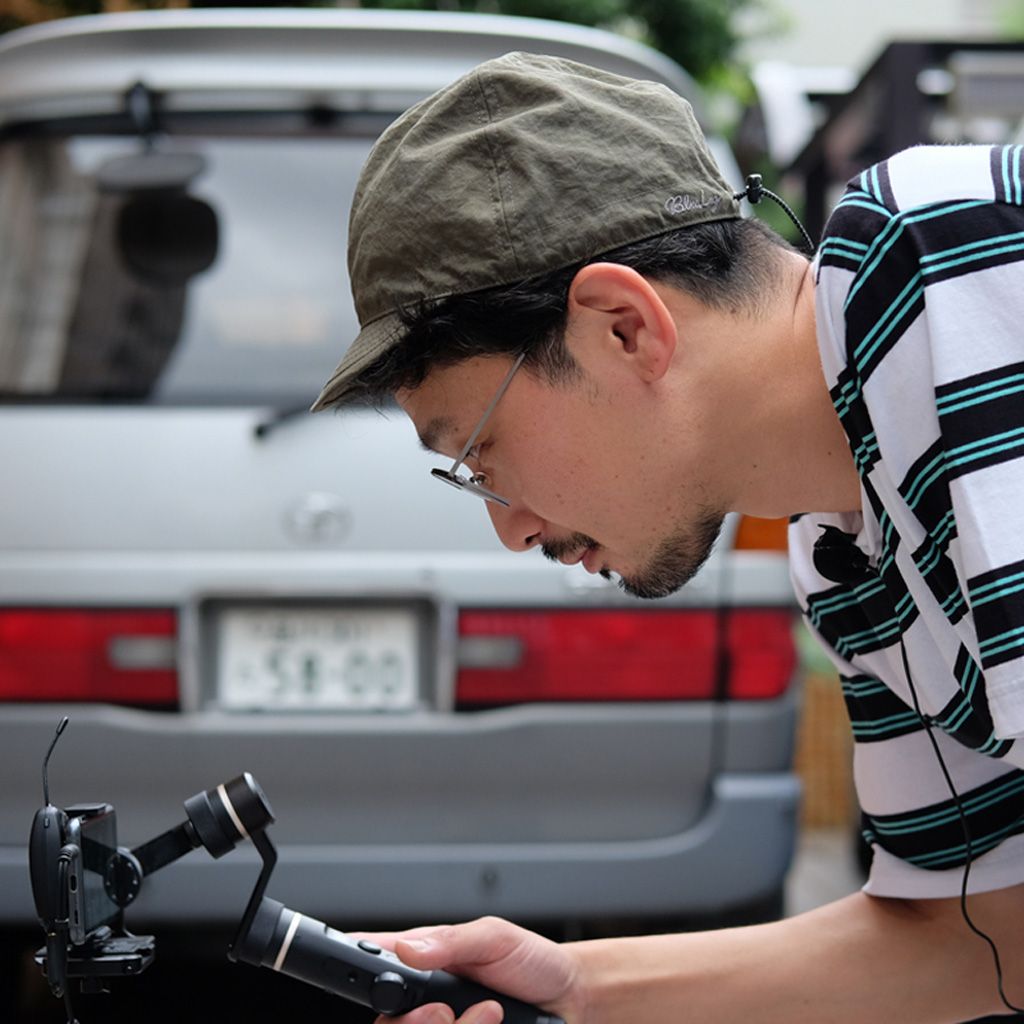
[312,52,1024,1023]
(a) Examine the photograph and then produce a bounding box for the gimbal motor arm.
[103,773,277,910]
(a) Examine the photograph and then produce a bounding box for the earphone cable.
[896,637,1024,1015]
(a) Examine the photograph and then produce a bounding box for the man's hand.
[358,916,580,1024]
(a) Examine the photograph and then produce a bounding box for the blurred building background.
[735,0,1024,239]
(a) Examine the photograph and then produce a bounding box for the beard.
[541,508,726,601]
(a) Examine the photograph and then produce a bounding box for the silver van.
[0,8,799,940]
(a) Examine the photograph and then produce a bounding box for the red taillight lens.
[0,609,178,706]
[456,608,795,706]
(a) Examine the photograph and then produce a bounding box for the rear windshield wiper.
[253,403,313,441]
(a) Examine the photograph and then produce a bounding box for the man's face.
[398,344,725,601]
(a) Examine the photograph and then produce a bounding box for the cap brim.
[309,310,407,411]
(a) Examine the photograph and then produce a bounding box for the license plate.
[214,605,421,711]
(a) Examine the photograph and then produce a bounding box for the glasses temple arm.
[449,352,526,473]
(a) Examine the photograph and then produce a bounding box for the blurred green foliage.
[1,0,767,88]
[357,0,762,84]
[998,0,1024,37]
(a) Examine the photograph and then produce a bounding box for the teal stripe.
[939,380,1024,416]
[923,240,1024,277]
[853,434,879,469]
[937,371,1024,410]
[851,714,921,738]
[979,734,1006,756]
[820,237,870,253]
[959,660,981,696]
[837,616,901,646]
[845,218,907,310]
[941,590,967,618]
[834,196,892,217]
[856,227,1024,372]
[845,198,992,311]
[905,425,1024,511]
[910,823,1017,868]
[920,230,1024,267]
[872,774,1024,835]
[852,275,923,366]
[933,509,956,547]
[809,577,886,617]
[903,449,946,510]
[836,594,915,650]
[947,430,1024,474]
[841,678,890,697]
[915,542,943,577]
[908,199,992,222]
[819,245,868,265]
[1003,146,1012,203]
[949,423,1024,459]
[938,698,972,733]
[971,570,1024,607]
[979,624,1024,659]
[893,774,1024,832]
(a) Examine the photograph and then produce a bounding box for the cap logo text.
[664,191,722,216]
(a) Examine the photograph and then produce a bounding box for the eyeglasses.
[430,352,525,507]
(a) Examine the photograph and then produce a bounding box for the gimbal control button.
[357,940,382,955]
[370,971,408,1014]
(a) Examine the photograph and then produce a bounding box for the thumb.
[394,926,462,970]
[395,918,517,972]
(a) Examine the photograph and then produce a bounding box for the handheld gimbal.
[30,718,563,1024]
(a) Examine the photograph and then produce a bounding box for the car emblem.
[284,492,353,545]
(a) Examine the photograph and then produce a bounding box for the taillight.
[456,608,795,706]
[0,609,178,706]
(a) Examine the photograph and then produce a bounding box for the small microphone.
[812,524,873,584]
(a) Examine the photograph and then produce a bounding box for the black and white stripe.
[790,144,1024,897]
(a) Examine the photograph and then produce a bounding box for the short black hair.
[344,217,795,405]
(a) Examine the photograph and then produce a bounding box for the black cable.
[896,638,1024,1015]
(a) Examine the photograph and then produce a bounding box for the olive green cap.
[312,50,740,411]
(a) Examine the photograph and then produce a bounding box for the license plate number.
[215,605,420,711]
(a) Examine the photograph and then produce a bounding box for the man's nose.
[487,500,543,552]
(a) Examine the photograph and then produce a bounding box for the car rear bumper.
[0,703,799,926]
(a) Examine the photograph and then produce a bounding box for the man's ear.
[566,262,678,383]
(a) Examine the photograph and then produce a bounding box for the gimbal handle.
[226,799,563,1024]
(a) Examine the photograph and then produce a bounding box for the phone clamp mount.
[30,716,276,1021]
[31,718,564,1024]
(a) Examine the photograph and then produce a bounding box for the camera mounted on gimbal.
[30,717,563,1024]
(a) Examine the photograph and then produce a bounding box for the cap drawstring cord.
[734,174,816,257]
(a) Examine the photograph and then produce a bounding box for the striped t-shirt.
[789,144,1024,898]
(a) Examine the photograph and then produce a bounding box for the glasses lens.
[430,467,509,507]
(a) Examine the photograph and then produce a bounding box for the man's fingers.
[459,1001,504,1024]
[372,1000,503,1024]
[373,1005,454,1024]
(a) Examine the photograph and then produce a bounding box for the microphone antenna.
[43,716,69,806]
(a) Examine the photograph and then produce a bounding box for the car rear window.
[0,132,372,406]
